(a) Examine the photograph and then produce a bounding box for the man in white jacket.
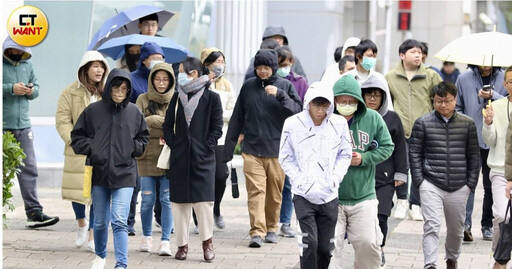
[482,65,512,269]
[279,82,352,269]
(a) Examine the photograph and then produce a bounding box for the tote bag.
[83,158,92,198]
[157,99,178,170]
[493,199,512,265]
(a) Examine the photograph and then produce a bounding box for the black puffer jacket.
[71,69,149,189]
[409,111,480,192]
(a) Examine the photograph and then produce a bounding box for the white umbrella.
[434,31,512,67]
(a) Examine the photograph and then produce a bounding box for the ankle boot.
[446,259,457,269]
[202,237,215,262]
[175,244,188,260]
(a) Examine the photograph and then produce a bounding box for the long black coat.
[71,69,149,189]
[162,89,223,203]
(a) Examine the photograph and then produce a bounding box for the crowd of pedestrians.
[5,9,512,269]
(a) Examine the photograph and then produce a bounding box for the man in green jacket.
[329,75,394,269]
[3,36,59,228]
[385,39,442,222]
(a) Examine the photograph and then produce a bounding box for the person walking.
[329,75,394,269]
[224,49,302,248]
[162,57,223,262]
[440,61,460,84]
[56,51,109,252]
[279,82,352,269]
[409,81,480,269]
[71,69,149,269]
[482,65,512,269]
[135,62,175,256]
[320,37,360,89]
[386,39,442,221]
[361,75,408,268]
[455,64,507,242]
[3,36,60,228]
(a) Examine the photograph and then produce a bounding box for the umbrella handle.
[105,24,117,38]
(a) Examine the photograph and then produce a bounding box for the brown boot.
[446,259,457,269]
[202,237,215,262]
[175,244,188,260]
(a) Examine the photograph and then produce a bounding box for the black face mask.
[126,53,140,72]
[8,52,23,62]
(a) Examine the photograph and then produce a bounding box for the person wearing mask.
[386,39,442,222]
[329,75,394,269]
[320,37,360,88]
[127,41,165,235]
[56,51,109,252]
[346,39,393,111]
[162,57,223,262]
[482,66,512,269]
[224,49,302,248]
[279,82,352,269]
[135,62,175,256]
[3,36,60,228]
[71,69,149,269]
[361,75,408,268]
[409,82,480,269]
[455,64,507,242]
[440,61,460,84]
[275,45,308,238]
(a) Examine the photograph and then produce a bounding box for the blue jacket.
[130,42,164,103]
[2,37,39,130]
[455,66,507,149]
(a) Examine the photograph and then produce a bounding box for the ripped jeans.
[140,176,173,241]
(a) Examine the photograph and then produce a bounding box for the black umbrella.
[231,164,239,199]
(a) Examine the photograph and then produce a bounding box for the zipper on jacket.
[408,82,412,136]
[445,121,450,187]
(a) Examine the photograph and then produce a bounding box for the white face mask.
[149,60,165,70]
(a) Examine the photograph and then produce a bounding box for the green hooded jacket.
[333,75,394,205]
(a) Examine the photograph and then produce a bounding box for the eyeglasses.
[154,77,169,84]
[337,102,358,106]
[112,86,128,94]
[363,93,382,100]
[433,99,455,106]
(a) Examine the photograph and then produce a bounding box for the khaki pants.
[172,202,214,246]
[242,153,285,237]
[329,199,382,269]
[491,171,509,252]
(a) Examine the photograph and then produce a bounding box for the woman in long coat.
[162,57,223,262]
[55,50,109,251]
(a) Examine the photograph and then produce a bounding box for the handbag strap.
[506,199,512,224]
[173,97,178,133]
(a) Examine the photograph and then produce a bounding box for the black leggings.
[378,213,388,247]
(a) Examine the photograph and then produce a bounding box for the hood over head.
[3,36,32,63]
[103,68,132,111]
[200,47,225,63]
[333,74,367,118]
[147,62,175,104]
[253,49,278,81]
[303,81,335,121]
[138,41,164,69]
[77,50,110,83]
[360,75,389,116]
[341,37,361,56]
[262,26,288,45]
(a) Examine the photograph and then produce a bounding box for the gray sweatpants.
[5,128,43,217]
[419,180,470,269]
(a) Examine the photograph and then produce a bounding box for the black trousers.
[294,195,338,269]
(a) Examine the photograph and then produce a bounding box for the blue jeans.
[71,202,94,229]
[92,186,133,269]
[279,175,293,224]
[140,176,173,241]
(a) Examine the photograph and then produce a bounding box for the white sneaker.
[393,199,408,220]
[158,241,172,256]
[90,256,106,269]
[86,240,95,253]
[139,236,153,252]
[75,225,89,248]
[408,205,423,221]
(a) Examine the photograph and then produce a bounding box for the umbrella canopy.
[434,31,512,67]
[88,5,174,50]
[97,34,189,64]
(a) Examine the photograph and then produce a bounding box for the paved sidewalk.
[3,167,496,268]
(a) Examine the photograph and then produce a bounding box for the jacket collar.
[394,62,428,80]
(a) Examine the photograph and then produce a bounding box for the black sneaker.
[128,226,136,236]
[463,227,473,242]
[381,251,386,268]
[26,211,59,228]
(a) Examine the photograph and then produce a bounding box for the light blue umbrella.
[97,34,189,64]
[88,5,174,50]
